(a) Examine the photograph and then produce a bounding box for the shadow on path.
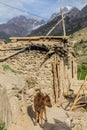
[27,105,35,125]
[43,119,71,130]
[27,106,71,130]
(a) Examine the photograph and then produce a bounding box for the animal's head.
[44,94,52,107]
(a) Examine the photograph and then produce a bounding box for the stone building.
[9,36,77,103]
[0,36,77,128]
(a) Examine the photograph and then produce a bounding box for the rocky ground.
[8,104,87,130]
[0,70,86,130]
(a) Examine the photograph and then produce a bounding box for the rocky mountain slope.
[0,6,69,40]
[0,5,87,40]
[0,16,45,40]
[49,7,69,21]
[69,27,87,64]
[69,27,87,79]
[29,5,87,36]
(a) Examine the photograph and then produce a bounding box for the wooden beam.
[46,18,65,36]
[0,45,32,62]
[10,36,68,41]
[0,48,26,62]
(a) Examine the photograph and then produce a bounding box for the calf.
[34,91,52,127]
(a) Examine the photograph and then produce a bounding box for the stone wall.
[1,47,77,104]
[4,50,55,104]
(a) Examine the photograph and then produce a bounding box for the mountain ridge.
[0,15,46,40]
[29,5,87,37]
[0,5,87,40]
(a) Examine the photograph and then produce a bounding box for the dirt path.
[8,105,71,130]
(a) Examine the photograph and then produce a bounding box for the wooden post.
[52,54,59,103]
[70,75,87,111]
[56,57,65,103]
[57,63,61,98]
[60,8,66,36]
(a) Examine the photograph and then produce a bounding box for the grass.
[2,64,23,74]
[2,64,17,73]
[0,122,7,130]
[78,64,87,80]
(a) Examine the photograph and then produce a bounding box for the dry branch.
[73,104,86,109]
[0,47,24,51]
[40,50,55,68]
[0,47,27,62]
[46,17,65,36]
[70,75,87,111]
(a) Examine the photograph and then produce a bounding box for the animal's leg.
[35,111,39,125]
[40,110,44,127]
[44,107,47,122]
[37,112,39,123]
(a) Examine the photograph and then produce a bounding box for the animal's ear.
[44,92,47,96]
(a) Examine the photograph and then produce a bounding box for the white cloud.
[0,0,44,23]
[57,0,87,9]
[0,0,28,23]
[0,0,87,24]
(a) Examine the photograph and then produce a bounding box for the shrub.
[0,122,7,130]
[78,64,87,80]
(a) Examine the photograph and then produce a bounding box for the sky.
[0,0,87,24]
